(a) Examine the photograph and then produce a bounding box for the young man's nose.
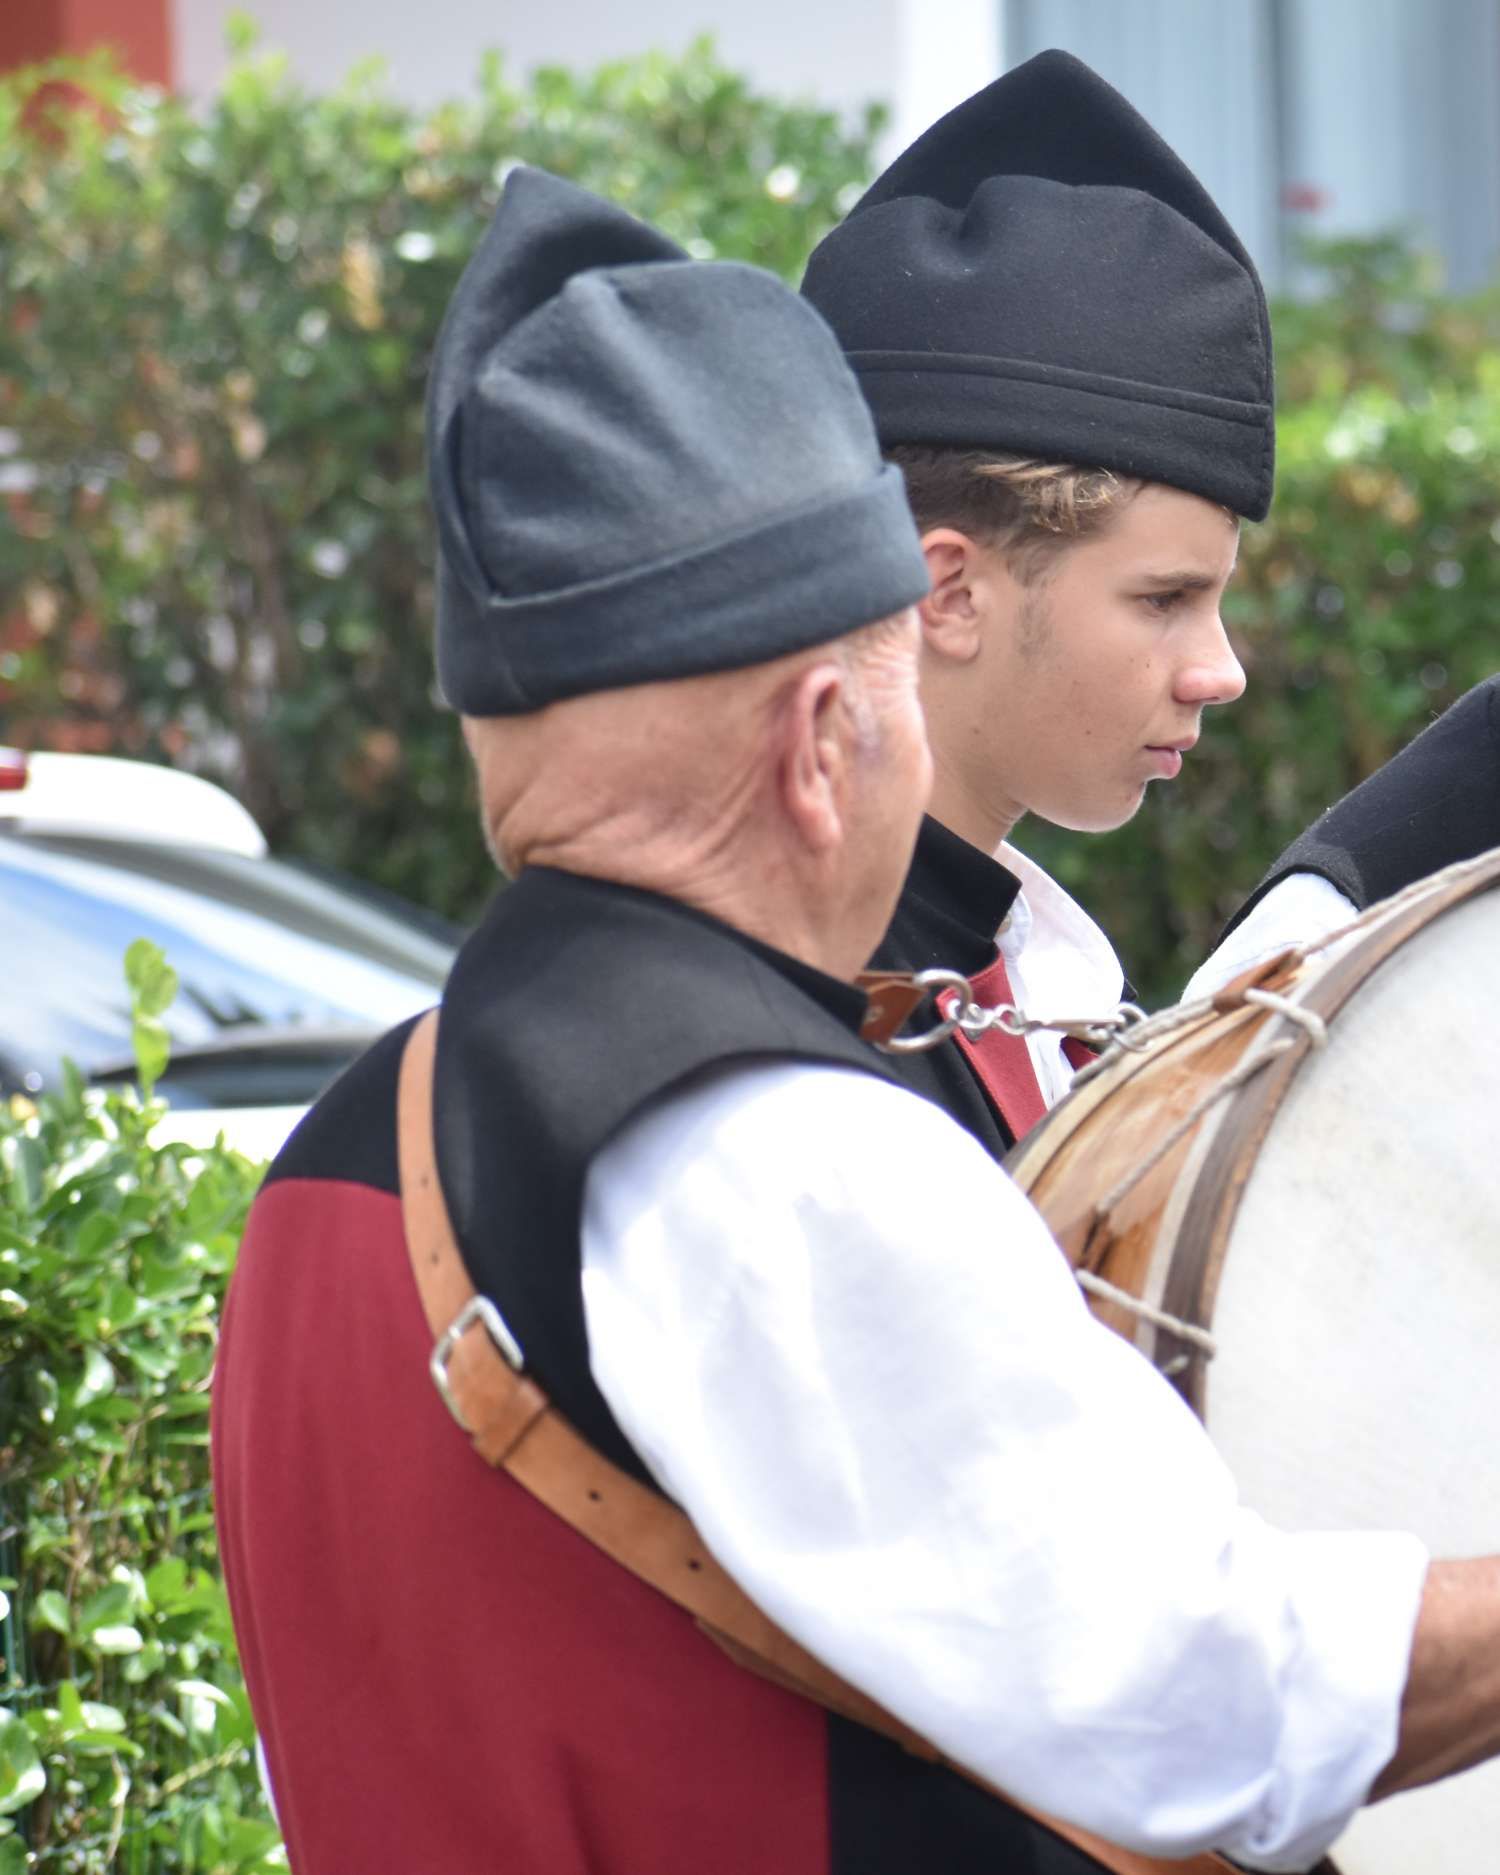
[1175,618,1246,707]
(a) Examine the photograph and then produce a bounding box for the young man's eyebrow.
[1135,569,1222,590]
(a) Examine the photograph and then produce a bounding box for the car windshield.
[1,833,457,1098]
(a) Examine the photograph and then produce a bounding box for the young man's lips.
[1144,740,1194,778]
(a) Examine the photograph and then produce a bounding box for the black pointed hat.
[427,168,928,716]
[802,51,1275,520]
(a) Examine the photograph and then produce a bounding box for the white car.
[1,749,456,1159]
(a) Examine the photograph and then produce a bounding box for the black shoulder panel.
[260,1012,424,1199]
[1222,672,1500,938]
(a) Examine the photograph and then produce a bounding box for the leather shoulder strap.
[397,1009,1239,1875]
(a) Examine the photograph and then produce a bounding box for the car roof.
[0,750,267,856]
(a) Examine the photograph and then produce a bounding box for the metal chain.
[874,967,1151,1057]
[952,994,1152,1052]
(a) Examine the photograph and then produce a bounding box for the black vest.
[1222,671,1500,937]
[433,866,904,1483]
[428,865,1108,1875]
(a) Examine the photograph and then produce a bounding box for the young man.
[802,51,1268,1150]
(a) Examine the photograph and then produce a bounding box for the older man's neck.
[514,823,869,984]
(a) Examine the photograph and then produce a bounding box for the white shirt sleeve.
[581,1061,1425,1871]
[1182,873,1361,1002]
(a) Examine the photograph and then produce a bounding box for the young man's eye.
[1141,589,1184,614]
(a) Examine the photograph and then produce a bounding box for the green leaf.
[225,1814,283,1861]
[75,1208,127,1263]
[74,1344,117,1408]
[174,1678,233,1708]
[3,1135,45,1216]
[130,1013,171,1100]
[77,1582,133,1634]
[124,938,179,1020]
[0,1713,45,1817]
[88,1624,144,1655]
[71,1730,143,1759]
[145,1557,188,1606]
[121,1639,167,1683]
[179,1678,232,1738]
[124,939,178,1095]
[30,1590,70,1637]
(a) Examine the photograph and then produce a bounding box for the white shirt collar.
[993,841,1125,1019]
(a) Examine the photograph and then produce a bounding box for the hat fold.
[428,169,930,715]
[437,464,928,717]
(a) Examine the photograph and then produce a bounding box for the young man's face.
[927,484,1244,842]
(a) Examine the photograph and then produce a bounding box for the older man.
[215,168,1500,1875]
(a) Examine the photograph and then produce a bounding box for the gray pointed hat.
[427,168,929,716]
[802,51,1275,520]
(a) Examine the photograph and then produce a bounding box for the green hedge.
[0,945,275,1870]
[0,31,881,929]
[4,48,1500,1003]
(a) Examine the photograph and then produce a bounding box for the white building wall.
[1004,0,1500,294]
[1003,0,1282,286]
[172,0,1003,168]
[172,1,1500,293]
[1283,0,1500,291]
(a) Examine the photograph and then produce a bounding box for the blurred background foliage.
[4,38,1500,1000]
[0,29,882,931]
[1,946,273,1870]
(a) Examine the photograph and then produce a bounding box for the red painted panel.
[0,1,64,71]
[0,0,172,84]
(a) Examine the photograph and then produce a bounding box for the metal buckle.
[429,1293,525,1431]
[873,968,975,1054]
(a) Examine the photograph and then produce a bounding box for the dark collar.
[872,815,1021,979]
[520,866,871,1034]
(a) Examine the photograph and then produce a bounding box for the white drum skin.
[1008,855,1500,1875]
[1211,890,1500,1874]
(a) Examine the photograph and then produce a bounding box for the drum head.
[1210,887,1500,1872]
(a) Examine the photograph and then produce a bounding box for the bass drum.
[1006,849,1500,1875]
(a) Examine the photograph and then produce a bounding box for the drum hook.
[871,968,973,1054]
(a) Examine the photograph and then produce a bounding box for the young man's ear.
[778,661,848,853]
[919,528,987,664]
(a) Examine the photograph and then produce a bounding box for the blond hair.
[886,446,1141,582]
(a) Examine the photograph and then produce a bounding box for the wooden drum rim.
[1011,846,1500,1422]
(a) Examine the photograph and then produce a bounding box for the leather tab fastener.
[395,1010,1241,1875]
[855,969,933,1045]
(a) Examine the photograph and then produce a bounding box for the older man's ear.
[776,662,851,856]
